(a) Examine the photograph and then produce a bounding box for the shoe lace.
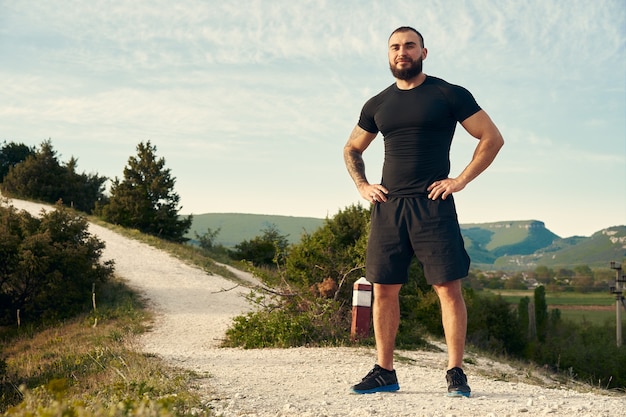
[361,366,381,381]
[447,368,466,386]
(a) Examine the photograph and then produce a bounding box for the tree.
[194,227,222,251]
[534,285,549,342]
[0,140,107,213]
[61,156,109,212]
[1,139,66,202]
[100,141,192,242]
[533,265,554,284]
[569,265,593,293]
[231,224,290,267]
[0,141,35,181]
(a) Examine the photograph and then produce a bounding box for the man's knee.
[433,280,463,301]
[373,283,402,301]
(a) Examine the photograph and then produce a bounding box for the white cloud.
[1,0,624,237]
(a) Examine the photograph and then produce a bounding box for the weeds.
[0,277,215,416]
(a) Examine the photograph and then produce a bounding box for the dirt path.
[4,197,624,417]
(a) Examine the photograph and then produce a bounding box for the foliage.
[191,226,231,262]
[221,206,626,388]
[534,285,549,342]
[285,204,370,298]
[0,279,213,415]
[525,313,626,388]
[99,141,192,243]
[0,140,107,213]
[0,141,35,181]
[223,204,371,348]
[229,224,289,267]
[194,227,222,251]
[0,202,113,326]
[224,292,349,348]
[465,289,526,355]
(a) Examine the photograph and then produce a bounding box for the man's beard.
[389,57,423,80]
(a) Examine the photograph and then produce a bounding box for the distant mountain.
[186,213,324,247]
[495,226,626,270]
[186,213,625,270]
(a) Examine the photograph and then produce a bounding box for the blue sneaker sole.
[351,383,400,394]
[447,390,471,398]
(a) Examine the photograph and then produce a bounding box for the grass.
[0,278,216,416]
[486,289,622,325]
[491,289,613,305]
[555,308,618,325]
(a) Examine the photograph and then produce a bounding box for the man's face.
[388,30,427,81]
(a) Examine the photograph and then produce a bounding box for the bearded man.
[343,26,504,397]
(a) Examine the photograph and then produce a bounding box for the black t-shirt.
[358,76,481,197]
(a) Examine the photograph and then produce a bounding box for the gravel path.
[5,197,625,417]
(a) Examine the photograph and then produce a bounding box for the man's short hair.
[389,26,425,47]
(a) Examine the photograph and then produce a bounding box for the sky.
[1,0,624,238]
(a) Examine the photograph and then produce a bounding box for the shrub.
[0,202,113,326]
[223,291,350,348]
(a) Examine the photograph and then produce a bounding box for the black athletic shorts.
[365,196,470,285]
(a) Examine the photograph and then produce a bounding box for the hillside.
[10,197,624,417]
[185,212,324,247]
[461,220,560,265]
[186,213,625,270]
[496,226,626,269]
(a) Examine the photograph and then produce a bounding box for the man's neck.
[396,72,427,90]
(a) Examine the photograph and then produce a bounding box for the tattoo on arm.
[344,148,368,187]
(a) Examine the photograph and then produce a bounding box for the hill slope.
[185,213,324,247]
[187,213,625,270]
[10,198,622,417]
[496,226,626,269]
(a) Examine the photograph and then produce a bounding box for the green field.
[554,308,617,325]
[484,289,623,325]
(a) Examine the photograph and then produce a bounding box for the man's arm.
[343,125,388,203]
[427,110,504,200]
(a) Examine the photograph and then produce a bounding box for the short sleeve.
[357,97,380,134]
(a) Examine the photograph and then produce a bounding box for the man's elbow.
[490,129,504,151]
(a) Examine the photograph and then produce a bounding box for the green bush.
[0,202,113,326]
[527,316,626,388]
[465,290,525,356]
[224,294,350,348]
[229,224,289,267]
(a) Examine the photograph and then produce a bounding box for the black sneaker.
[351,365,400,394]
[446,367,471,397]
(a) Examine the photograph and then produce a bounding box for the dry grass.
[0,278,216,416]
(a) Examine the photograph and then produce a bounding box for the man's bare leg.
[372,283,402,370]
[433,279,467,369]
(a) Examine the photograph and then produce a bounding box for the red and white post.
[351,277,372,340]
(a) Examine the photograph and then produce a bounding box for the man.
[343,26,504,397]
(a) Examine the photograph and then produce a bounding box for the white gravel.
[4,196,625,417]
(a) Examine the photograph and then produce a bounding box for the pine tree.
[101,141,192,242]
[1,140,106,213]
[0,141,35,181]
